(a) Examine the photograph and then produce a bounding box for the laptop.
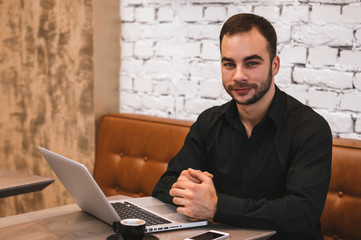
[38,147,207,234]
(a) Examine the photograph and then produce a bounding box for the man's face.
[220,28,279,105]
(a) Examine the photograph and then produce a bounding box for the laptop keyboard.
[111,201,172,226]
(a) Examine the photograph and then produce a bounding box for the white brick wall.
[339,50,361,69]
[293,68,353,89]
[309,88,338,110]
[356,29,361,46]
[157,7,173,22]
[356,115,361,133]
[254,6,280,21]
[120,0,361,139]
[310,5,341,23]
[178,6,203,22]
[342,5,361,22]
[308,48,338,66]
[135,7,155,22]
[281,6,308,23]
[279,46,307,64]
[293,25,353,46]
[355,73,361,91]
[340,92,361,112]
[204,6,227,22]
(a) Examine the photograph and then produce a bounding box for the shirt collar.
[225,99,243,132]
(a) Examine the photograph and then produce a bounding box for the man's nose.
[233,66,247,82]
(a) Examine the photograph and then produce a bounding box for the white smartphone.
[184,230,229,240]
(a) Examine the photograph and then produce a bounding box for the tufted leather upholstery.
[94,113,361,239]
[321,138,361,240]
[94,113,192,198]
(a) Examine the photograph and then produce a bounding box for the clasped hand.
[169,168,218,220]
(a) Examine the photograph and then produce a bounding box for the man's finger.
[176,206,191,217]
[188,168,212,183]
[203,171,214,179]
[178,172,201,183]
[172,196,185,206]
[170,181,193,197]
[172,180,192,190]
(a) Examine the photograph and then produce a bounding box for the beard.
[225,65,273,105]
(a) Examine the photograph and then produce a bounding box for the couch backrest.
[94,113,192,197]
[320,138,361,240]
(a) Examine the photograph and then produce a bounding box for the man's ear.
[272,56,280,77]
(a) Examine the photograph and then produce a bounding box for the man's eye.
[246,61,259,67]
[223,63,236,68]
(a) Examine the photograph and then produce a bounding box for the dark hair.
[219,13,277,60]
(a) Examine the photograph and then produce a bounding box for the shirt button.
[338,191,344,198]
[120,153,124,157]
[332,234,338,240]
[144,156,148,161]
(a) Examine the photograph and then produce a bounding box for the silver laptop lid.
[39,147,120,225]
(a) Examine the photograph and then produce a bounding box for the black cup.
[120,219,146,240]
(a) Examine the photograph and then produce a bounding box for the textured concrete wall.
[120,0,361,140]
[0,0,95,217]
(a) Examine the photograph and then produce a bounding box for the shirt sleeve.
[152,119,208,205]
[213,114,332,238]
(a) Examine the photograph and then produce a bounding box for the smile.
[233,87,252,95]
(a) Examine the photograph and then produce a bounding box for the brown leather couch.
[321,137,361,240]
[94,113,361,240]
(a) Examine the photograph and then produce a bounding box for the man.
[152,13,332,240]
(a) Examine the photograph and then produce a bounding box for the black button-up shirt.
[152,86,332,240]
